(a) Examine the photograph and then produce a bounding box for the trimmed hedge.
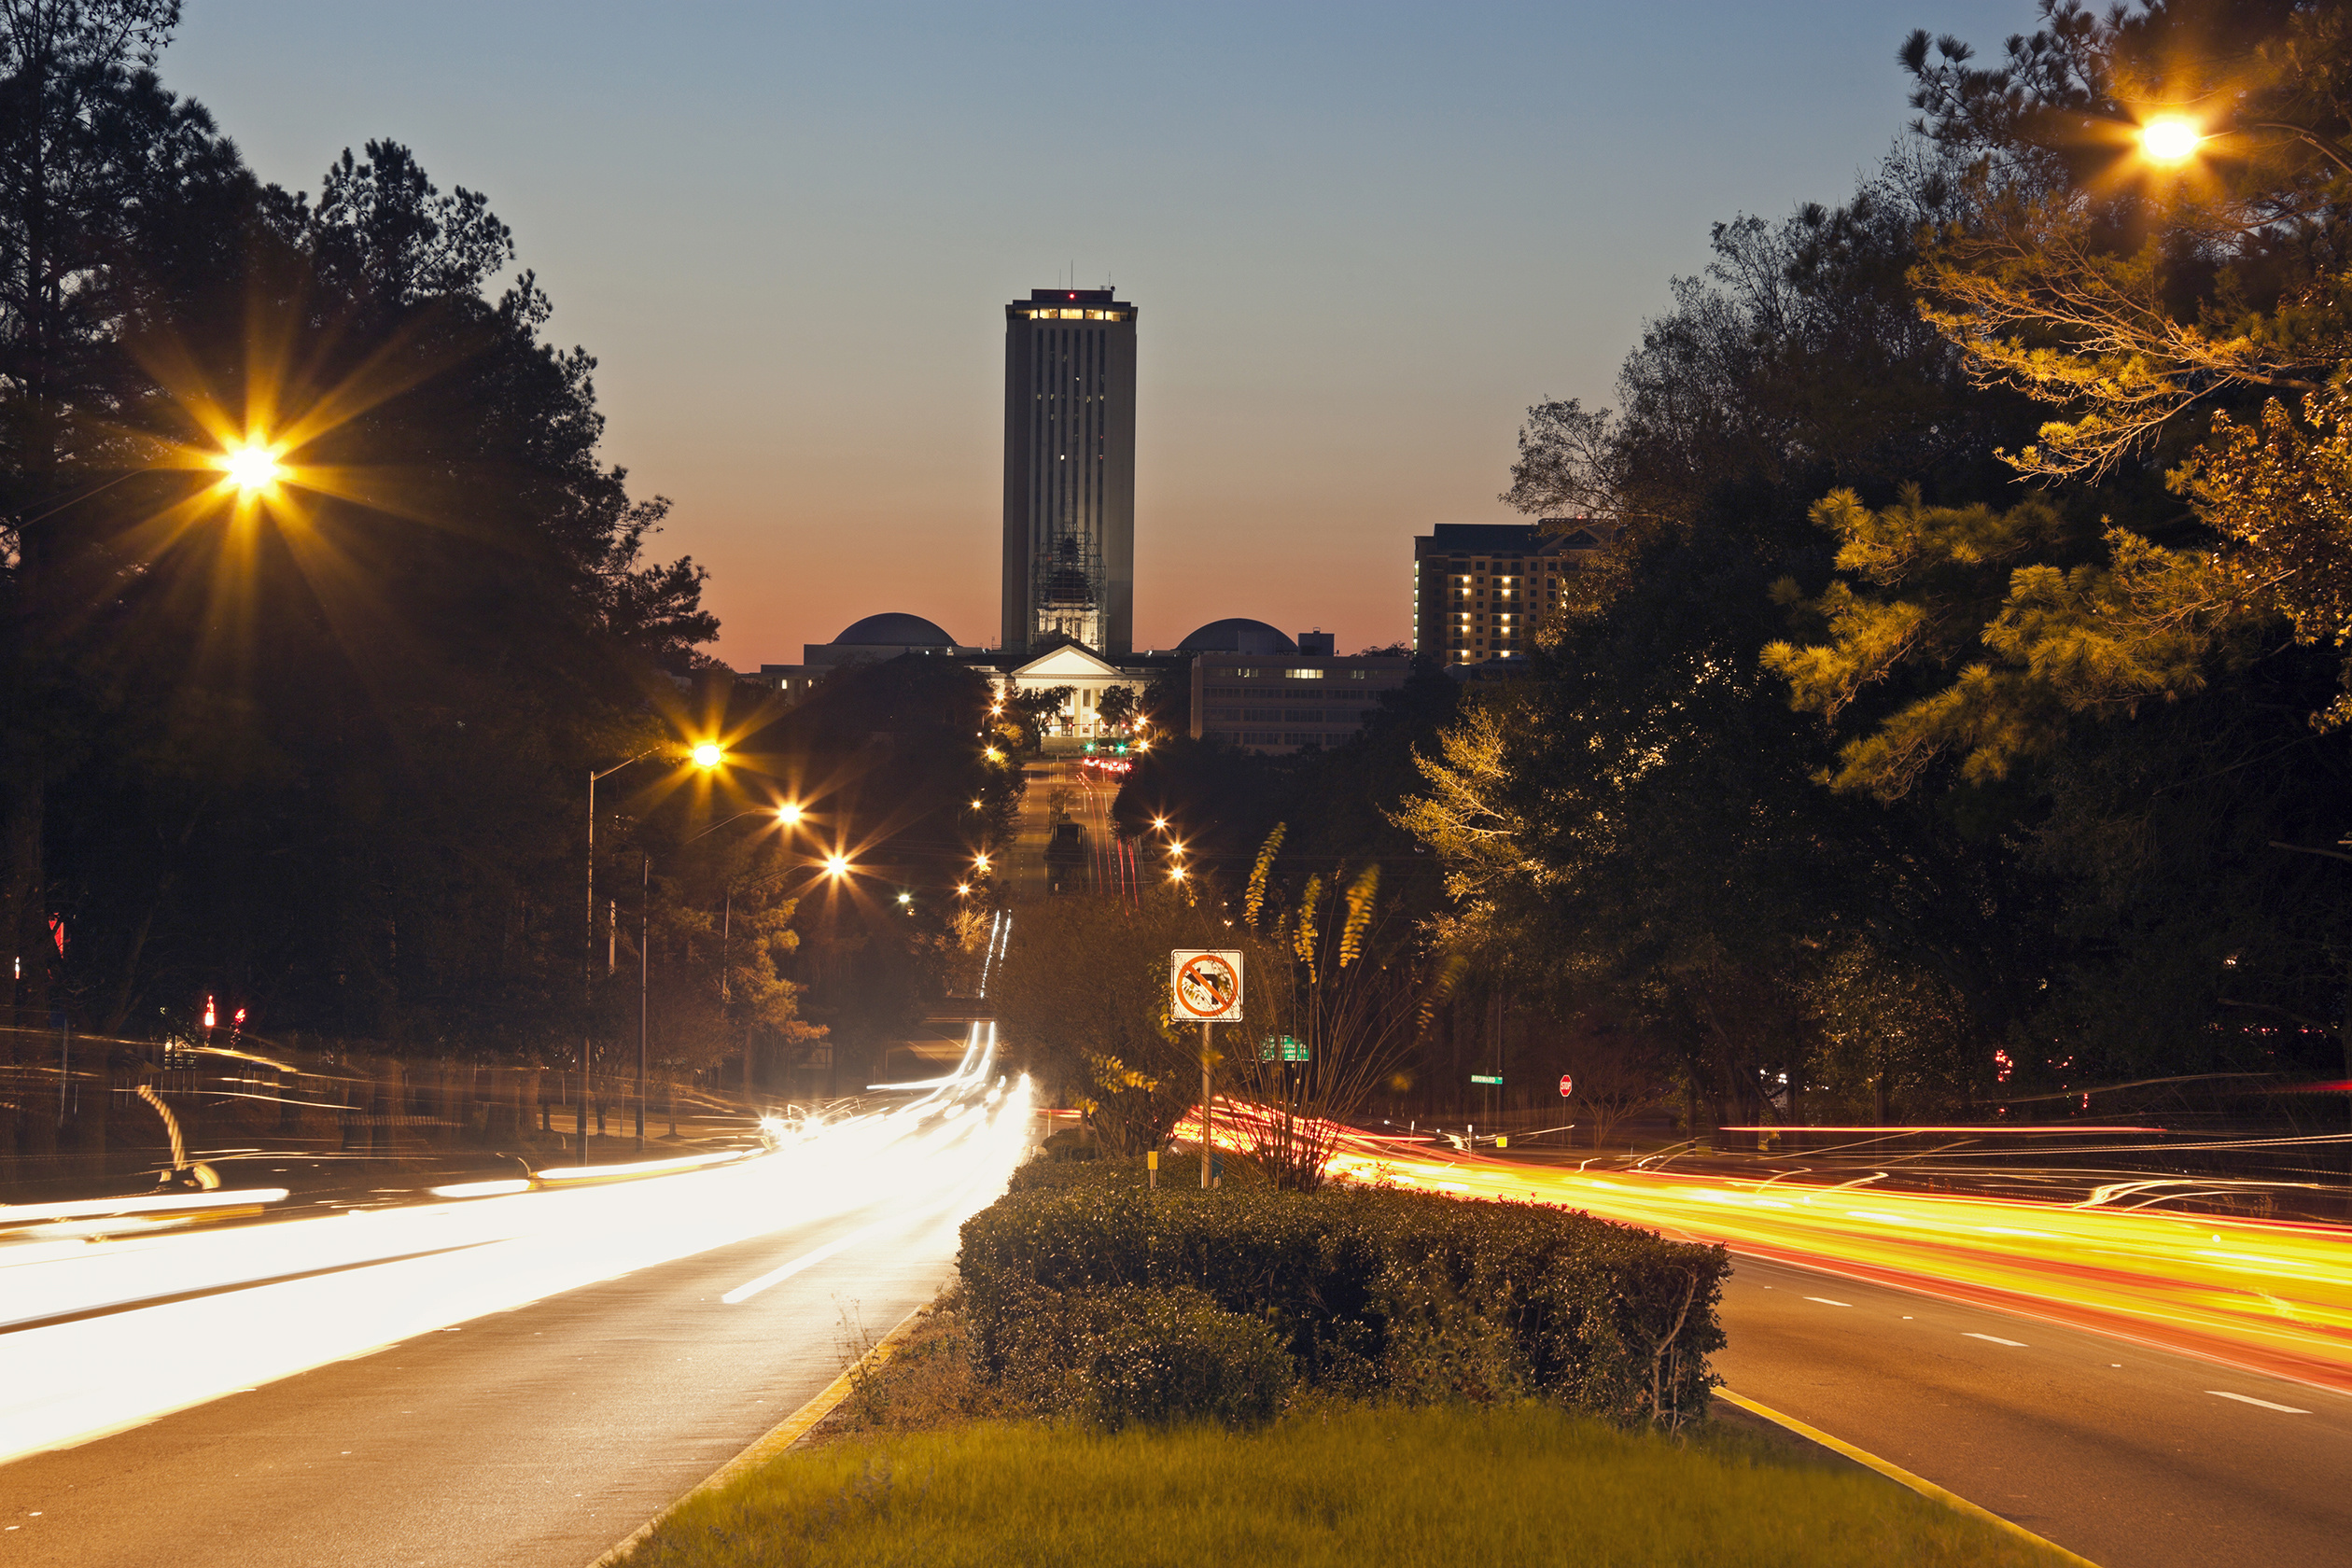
[1082,1286,1295,1431]
[959,1169,1727,1426]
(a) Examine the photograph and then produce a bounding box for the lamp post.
[586,740,726,1162]
[658,801,812,1129]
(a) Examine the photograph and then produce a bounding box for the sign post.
[1170,950,1244,1189]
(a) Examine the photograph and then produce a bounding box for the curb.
[1715,1390,2101,1567]
[585,1307,927,1567]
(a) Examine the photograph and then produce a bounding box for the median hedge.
[958,1164,1727,1427]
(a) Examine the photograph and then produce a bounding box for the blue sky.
[165,0,2040,661]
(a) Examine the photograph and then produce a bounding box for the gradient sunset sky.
[165,0,2037,664]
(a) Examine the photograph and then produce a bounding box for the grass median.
[623,1398,2075,1568]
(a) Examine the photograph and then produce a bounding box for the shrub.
[1005,1155,1155,1195]
[958,1175,1726,1426]
[1082,1287,1294,1431]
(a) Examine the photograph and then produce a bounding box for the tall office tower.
[1001,287,1137,655]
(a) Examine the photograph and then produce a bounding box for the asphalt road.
[11,1147,2345,1568]
[0,1191,964,1568]
[1715,1253,2352,1568]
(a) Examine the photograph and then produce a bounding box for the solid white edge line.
[2205,1390,2309,1414]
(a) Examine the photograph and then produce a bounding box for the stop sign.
[1559,1073,1574,1099]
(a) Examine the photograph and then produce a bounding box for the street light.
[215,440,287,497]
[973,852,991,873]
[584,738,729,1163]
[2138,115,2202,163]
[2138,117,2202,164]
[777,802,804,825]
[824,853,851,877]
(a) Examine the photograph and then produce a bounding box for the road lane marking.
[721,1217,900,1304]
[1715,1390,2100,1568]
[1803,1296,1852,1307]
[1964,1333,2027,1346]
[710,1222,884,1307]
[2206,1391,2308,1414]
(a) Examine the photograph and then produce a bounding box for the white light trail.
[0,1075,1034,1466]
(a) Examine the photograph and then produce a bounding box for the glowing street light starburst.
[215,440,287,497]
[2139,116,2202,164]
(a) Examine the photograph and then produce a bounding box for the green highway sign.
[1470,1073,1504,1085]
[1260,1035,1309,1062]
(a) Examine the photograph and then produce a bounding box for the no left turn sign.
[1169,949,1244,1023]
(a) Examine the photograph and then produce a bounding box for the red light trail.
[1183,1101,2352,1395]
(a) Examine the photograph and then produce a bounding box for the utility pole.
[637,854,650,1152]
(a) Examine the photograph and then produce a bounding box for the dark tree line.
[0,4,749,1062]
[1124,1,2352,1137]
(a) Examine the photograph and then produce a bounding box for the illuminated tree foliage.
[988,889,1241,1157]
[1792,0,2352,767]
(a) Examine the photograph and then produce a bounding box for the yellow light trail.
[1186,1103,2352,1394]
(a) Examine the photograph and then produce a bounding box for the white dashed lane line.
[1965,1333,2028,1347]
[2207,1391,2310,1414]
[1803,1296,1852,1307]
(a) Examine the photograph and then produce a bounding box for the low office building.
[1411,521,1602,666]
[1186,620,1409,754]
